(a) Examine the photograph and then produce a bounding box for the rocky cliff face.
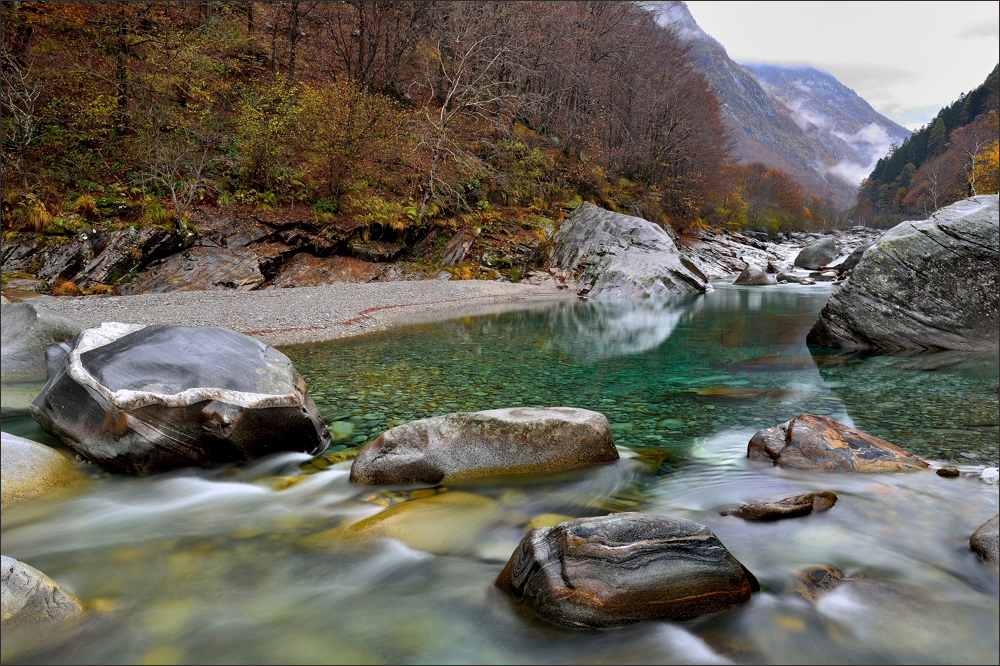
[654,2,910,208]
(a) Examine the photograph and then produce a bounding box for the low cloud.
[827,123,898,187]
[786,99,829,131]
[956,20,1000,39]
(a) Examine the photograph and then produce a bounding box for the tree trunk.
[287,1,300,84]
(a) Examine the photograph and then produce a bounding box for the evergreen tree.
[928,118,947,157]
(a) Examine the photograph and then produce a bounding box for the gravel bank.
[33,281,575,347]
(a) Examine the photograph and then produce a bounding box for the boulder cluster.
[3,196,998,637]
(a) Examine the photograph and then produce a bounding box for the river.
[2,282,998,664]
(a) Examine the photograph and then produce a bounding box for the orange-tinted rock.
[747,414,928,472]
[495,513,758,628]
[722,491,837,520]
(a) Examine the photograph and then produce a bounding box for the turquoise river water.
[1,282,998,664]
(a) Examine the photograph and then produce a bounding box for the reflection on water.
[2,283,998,664]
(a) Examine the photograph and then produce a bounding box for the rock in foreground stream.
[1,302,85,383]
[495,513,758,628]
[747,414,928,472]
[722,491,837,520]
[1,555,84,628]
[807,195,999,351]
[1,432,80,510]
[970,514,999,565]
[29,323,329,474]
[350,407,618,485]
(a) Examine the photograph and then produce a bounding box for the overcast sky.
[685,1,999,131]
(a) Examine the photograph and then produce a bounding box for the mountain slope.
[655,2,909,209]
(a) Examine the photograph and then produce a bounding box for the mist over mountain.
[654,1,910,209]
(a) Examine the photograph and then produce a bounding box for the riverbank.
[32,280,577,347]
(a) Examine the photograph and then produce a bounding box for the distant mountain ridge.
[654,1,910,209]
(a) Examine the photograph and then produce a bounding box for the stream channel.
[2,281,998,664]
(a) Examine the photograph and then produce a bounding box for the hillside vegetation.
[1,0,846,289]
[855,64,999,228]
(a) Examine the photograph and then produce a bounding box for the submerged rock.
[349,407,618,485]
[722,491,837,520]
[1,432,80,510]
[747,413,928,472]
[969,514,999,564]
[1,302,86,383]
[733,265,776,286]
[1,555,84,627]
[794,237,839,269]
[495,513,758,628]
[808,195,999,351]
[30,323,329,474]
[548,202,707,299]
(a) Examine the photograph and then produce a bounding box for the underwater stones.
[349,407,618,485]
[495,513,757,628]
[548,202,708,299]
[733,265,776,286]
[29,323,330,474]
[807,195,999,352]
[969,514,999,565]
[1,302,86,383]
[1,432,80,511]
[793,237,839,270]
[1,555,84,628]
[722,491,837,521]
[790,565,847,602]
[302,491,498,555]
[747,414,929,472]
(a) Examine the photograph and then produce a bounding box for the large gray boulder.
[549,203,707,299]
[733,264,776,286]
[1,432,80,510]
[793,237,839,269]
[495,513,758,628]
[1,302,86,383]
[1,555,84,628]
[808,195,999,351]
[350,407,618,485]
[30,323,330,474]
[970,514,998,565]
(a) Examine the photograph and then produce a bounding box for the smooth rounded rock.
[969,514,999,565]
[1,555,84,628]
[350,407,619,485]
[808,195,999,351]
[747,413,928,472]
[495,513,758,628]
[793,237,839,270]
[722,491,837,520]
[936,466,961,478]
[1,302,86,383]
[1,432,80,510]
[733,265,776,286]
[29,323,330,474]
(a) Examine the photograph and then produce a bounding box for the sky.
[684,1,1000,132]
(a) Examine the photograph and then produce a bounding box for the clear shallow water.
[2,283,998,664]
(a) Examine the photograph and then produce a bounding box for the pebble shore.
[35,280,575,347]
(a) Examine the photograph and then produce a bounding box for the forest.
[1,0,847,261]
[855,64,999,228]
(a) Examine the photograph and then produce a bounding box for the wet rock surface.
[722,491,837,520]
[969,514,999,564]
[1,302,86,383]
[29,323,330,474]
[1,432,80,510]
[1,555,84,628]
[733,265,776,286]
[747,413,929,472]
[548,202,708,299]
[350,407,618,485]
[808,195,999,352]
[495,513,758,628]
[794,237,839,269]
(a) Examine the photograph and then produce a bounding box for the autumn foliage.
[1,0,831,241]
